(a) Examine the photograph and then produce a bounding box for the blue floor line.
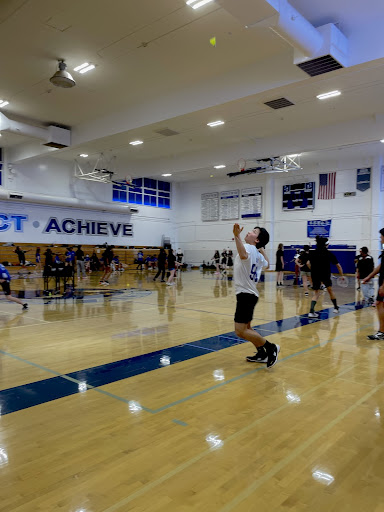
[0,302,371,416]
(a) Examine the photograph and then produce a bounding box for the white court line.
[0,309,50,323]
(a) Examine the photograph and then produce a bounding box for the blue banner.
[307,220,332,238]
[356,167,371,191]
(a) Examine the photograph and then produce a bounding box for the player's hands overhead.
[233,224,243,237]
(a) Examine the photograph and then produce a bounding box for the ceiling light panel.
[129,140,143,145]
[214,165,226,169]
[0,101,9,108]
[186,0,214,8]
[207,120,225,127]
[74,63,89,72]
[79,64,95,74]
[316,90,341,100]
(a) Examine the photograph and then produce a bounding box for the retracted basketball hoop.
[237,158,246,172]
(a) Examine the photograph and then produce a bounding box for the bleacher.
[0,243,162,274]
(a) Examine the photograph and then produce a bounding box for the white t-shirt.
[234,244,267,296]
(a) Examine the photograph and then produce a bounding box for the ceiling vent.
[154,128,180,137]
[296,54,343,77]
[264,98,295,110]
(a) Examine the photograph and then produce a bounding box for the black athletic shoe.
[246,347,268,363]
[367,332,384,341]
[266,344,280,369]
[22,303,28,310]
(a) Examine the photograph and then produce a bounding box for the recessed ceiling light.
[207,120,225,127]
[186,0,214,9]
[74,63,90,72]
[380,139,384,143]
[214,165,226,169]
[162,173,172,176]
[0,101,9,108]
[79,64,95,74]
[286,154,302,158]
[210,174,214,178]
[79,154,88,158]
[316,90,341,100]
[129,140,143,146]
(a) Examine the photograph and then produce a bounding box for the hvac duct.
[0,112,71,148]
[0,188,138,214]
[217,0,348,69]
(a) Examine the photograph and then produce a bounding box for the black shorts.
[312,275,332,290]
[0,280,11,295]
[234,293,258,324]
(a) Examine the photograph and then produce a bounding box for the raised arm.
[233,224,248,260]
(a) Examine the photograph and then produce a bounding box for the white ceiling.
[2,0,384,182]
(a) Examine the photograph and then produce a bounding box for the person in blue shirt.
[136,251,144,270]
[0,264,28,309]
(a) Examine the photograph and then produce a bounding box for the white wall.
[173,155,384,266]
[1,155,175,246]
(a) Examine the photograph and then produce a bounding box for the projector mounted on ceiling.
[50,60,76,89]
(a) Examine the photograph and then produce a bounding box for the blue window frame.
[112,178,171,208]
[112,184,128,202]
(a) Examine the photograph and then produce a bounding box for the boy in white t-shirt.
[233,223,280,369]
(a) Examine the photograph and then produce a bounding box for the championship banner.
[307,220,332,238]
[356,167,371,192]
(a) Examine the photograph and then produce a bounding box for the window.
[112,184,127,203]
[112,177,171,208]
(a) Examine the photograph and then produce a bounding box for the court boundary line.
[0,317,373,418]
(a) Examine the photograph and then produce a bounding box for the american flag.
[318,172,336,200]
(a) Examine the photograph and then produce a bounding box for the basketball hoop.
[237,158,246,172]
[125,175,134,187]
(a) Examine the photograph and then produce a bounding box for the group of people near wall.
[212,249,234,275]
[151,248,183,286]
[273,233,384,339]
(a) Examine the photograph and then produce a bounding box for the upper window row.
[113,178,171,208]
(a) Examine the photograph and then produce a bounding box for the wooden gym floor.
[0,269,383,512]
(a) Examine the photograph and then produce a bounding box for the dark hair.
[254,226,270,249]
[303,245,310,251]
[380,228,384,236]
[360,246,369,254]
[315,236,328,249]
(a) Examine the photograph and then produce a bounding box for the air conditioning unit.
[43,125,71,148]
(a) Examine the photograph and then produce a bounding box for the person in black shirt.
[100,245,114,285]
[166,249,177,286]
[91,251,100,271]
[153,248,167,282]
[357,247,374,304]
[307,237,343,318]
[363,229,384,340]
[213,250,220,274]
[296,245,312,296]
[14,246,28,267]
[275,244,284,286]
